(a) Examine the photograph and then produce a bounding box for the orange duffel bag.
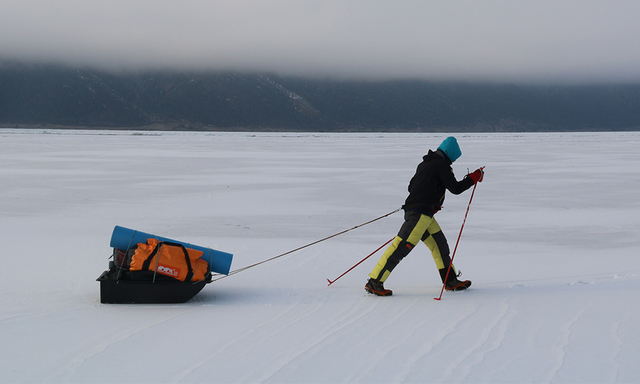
[129,238,209,282]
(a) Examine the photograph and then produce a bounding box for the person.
[365,137,484,296]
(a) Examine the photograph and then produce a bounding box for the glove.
[468,167,484,184]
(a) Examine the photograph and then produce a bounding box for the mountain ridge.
[2,62,640,131]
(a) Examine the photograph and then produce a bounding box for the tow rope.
[211,208,401,282]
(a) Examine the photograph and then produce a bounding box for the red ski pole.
[434,179,479,301]
[327,237,395,286]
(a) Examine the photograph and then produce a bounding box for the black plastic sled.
[97,227,233,304]
[97,264,212,304]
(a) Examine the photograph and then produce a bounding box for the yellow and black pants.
[369,210,456,283]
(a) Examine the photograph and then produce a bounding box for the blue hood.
[437,137,462,163]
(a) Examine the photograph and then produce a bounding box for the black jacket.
[402,149,474,216]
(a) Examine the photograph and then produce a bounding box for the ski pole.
[434,178,480,301]
[327,237,395,286]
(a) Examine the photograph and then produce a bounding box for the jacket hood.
[437,137,462,163]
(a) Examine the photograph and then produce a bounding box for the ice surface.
[1,129,639,383]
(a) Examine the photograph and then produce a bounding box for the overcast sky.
[1,0,639,83]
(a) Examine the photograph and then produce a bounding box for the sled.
[97,267,211,304]
[98,226,233,304]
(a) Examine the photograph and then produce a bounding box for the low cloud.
[1,0,640,83]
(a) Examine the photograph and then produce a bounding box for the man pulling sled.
[366,137,484,296]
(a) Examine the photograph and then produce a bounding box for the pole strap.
[211,207,402,282]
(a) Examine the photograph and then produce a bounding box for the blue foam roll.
[110,225,233,275]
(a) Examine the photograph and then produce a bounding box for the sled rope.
[211,208,401,282]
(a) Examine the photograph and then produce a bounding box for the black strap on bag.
[141,241,194,282]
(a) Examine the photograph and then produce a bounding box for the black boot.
[445,278,472,291]
[365,278,393,296]
[439,268,472,291]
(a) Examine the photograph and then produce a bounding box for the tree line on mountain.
[1,62,639,131]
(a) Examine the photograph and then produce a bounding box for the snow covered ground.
[1,129,639,383]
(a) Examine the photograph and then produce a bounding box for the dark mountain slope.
[2,63,640,131]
